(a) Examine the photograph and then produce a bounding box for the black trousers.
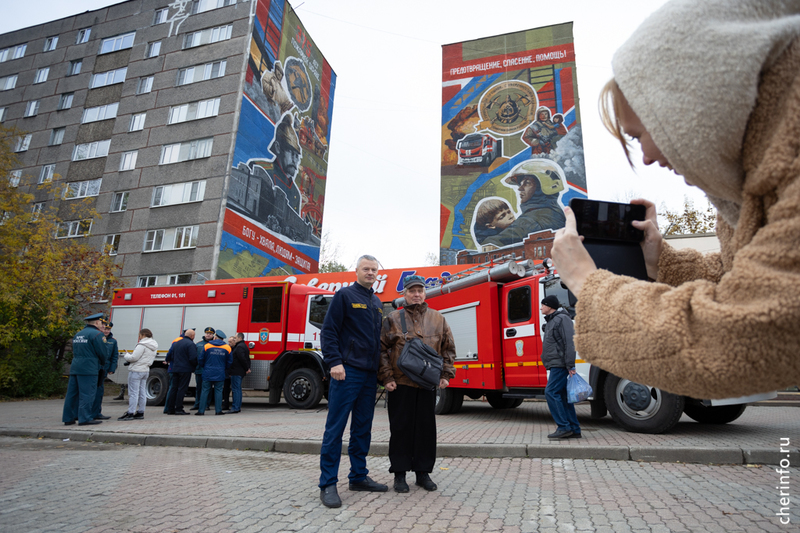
[166,372,191,414]
[387,384,437,474]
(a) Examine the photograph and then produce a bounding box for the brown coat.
[576,38,800,399]
[379,303,456,388]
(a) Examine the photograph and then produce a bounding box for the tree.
[0,126,121,397]
[423,251,440,266]
[660,198,717,235]
[318,229,347,273]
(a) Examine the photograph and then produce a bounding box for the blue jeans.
[198,379,223,414]
[545,367,581,433]
[319,365,377,488]
[230,375,243,412]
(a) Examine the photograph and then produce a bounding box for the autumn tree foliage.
[660,198,717,235]
[0,126,121,397]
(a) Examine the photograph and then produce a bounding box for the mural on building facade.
[218,0,335,278]
[440,23,587,265]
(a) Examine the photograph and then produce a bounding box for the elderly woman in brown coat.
[379,275,456,493]
[552,0,800,400]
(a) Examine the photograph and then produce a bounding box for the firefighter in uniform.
[62,313,108,426]
[91,319,118,420]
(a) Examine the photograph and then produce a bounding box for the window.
[24,100,40,117]
[137,275,157,287]
[34,67,50,84]
[160,138,213,164]
[174,226,198,249]
[119,151,138,171]
[151,180,206,207]
[91,67,127,88]
[104,234,121,255]
[154,8,168,24]
[1,75,18,90]
[168,274,193,285]
[129,113,146,131]
[73,140,111,161]
[56,219,92,238]
[0,44,26,62]
[176,60,226,85]
[31,202,44,220]
[541,277,576,319]
[507,286,531,324]
[9,170,22,187]
[0,107,6,122]
[64,178,101,199]
[251,286,283,323]
[76,28,91,44]
[183,24,233,49]
[15,134,32,152]
[192,0,235,14]
[58,92,74,110]
[146,41,161,58]
[136,76,153,94]
[49,128,65,146]
[0,49,6,62]
[39,164,56,184]
[111,191,129,212]
[82,103,119,123]
[67,60,82,76]
[100,32,135,54]
[43,36,58,52]
[168,98,220,124]
[143,229,164,251]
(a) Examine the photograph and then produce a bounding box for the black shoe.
[79,420,102,426]
[64,420,76,426]
[173,411,190,416]
[547,430,574,439]
[112,395,124,400]
[221,404,230,411]
[118,412,134,421]
[567,432,582,439]
[349,476,388,492]
[215,411,225,415]
[225,410,241,414]
[195,412,204,416]
[415,472,437,491]
[320,485,341,508]
[133,412,144,420]
[94,414,111,420]
[393,473,409,493]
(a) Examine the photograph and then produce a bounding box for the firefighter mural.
[440,23,587,265]
[218,0,335,279]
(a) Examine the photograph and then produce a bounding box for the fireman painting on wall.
[218,0,336,279]
[441,23,588,263]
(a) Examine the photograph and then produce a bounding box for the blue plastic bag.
[567,373,592,404]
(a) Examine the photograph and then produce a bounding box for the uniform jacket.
[199,339,232,382]
[577,3,800,398]
[70,325,107,375]
[124,338,158,373]
[165,336,197,373]
[321,283,383,372]
[378,302,456,388]
[104,333,119,374]
[195,339,207,375]
[229,341,251,377]
[541,308,576,370]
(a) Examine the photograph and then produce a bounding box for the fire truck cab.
[456,133,502,166]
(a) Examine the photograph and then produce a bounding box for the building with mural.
[440,23,586,265]
[0,0,335,287]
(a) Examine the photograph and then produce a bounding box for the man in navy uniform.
[196,330,232,416]
[91,319,118,420]
[191,327,216,410]
[165,329,197,415]
[62,313,108,426]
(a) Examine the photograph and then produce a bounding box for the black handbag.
[395,309,443,391]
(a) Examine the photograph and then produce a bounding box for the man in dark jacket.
[541,295,581,439]
[318,255,388,509]
[62,313,107,426]
[165,329,197,415]
[192,327,215,410]
[91,319,119,420]
[227,332,251,413]
[196,330,232,415]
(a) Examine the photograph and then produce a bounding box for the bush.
[0,346,66,398]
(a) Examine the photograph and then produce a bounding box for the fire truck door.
[243,285,286,360]
[501,283,546,387]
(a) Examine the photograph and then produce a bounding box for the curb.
[1,428,798,465]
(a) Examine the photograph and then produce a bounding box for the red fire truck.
[456,133,502,166]
[404,259,774,434]
[109,280,335,409]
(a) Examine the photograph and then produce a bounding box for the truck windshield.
[460,135,483,148]
[309,295,333,329]
[541,277,576,319]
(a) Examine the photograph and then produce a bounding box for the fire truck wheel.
[283,368,323,409]
[145,368,169,406]
[682,403,747,424]
[603,374,685,434]
[435,388,464,415]
[485,392,523,409]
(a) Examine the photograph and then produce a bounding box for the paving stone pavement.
[0,436,795,533]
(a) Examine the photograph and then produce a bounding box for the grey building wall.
[0,0,253,287]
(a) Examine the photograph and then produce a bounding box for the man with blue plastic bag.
[541,295,582,439]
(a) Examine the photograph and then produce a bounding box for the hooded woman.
[551,0,800,399]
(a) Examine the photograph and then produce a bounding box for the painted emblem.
[515,339,524,357]
[478,80,538,135]
[259,328,270,344]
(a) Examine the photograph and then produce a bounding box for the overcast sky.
[3,0,707,270]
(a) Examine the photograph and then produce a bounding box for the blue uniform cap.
[84,312,104,321]
[215,329,226,340]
